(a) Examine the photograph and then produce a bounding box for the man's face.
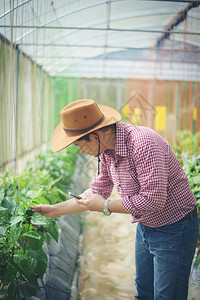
[73,134,99,157]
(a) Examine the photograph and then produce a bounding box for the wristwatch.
[103,199,112,216]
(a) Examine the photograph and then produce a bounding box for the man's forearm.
[31,194,129,218]
[108,199,129,214]
[53,197,88,216]
[77,194,130,214]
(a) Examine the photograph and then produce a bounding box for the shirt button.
[119,184,121,187]
[115,165,118,168]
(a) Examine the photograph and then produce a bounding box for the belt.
[182,207,197,221]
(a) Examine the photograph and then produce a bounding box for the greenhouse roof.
[0,0,199,79]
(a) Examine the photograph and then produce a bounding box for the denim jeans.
[135,211,199,300]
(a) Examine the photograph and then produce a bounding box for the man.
[31,99,199,300]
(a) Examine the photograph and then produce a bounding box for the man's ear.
[90,132,101,142]
[89,133,98,141]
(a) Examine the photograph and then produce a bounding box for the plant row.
[0,146,79,299]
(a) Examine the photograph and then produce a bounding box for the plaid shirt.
[86,123,196,227]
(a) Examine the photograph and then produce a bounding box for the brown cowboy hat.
[51,99,121,152]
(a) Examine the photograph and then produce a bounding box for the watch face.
[103,209,111,216]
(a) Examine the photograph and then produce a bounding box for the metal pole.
[14,45,19,172]
[0,25,199,36]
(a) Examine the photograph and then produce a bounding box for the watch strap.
[103,199,112,216]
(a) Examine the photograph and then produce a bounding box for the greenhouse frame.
[0,1,199,299]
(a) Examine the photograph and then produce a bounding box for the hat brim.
[51,104,121,152]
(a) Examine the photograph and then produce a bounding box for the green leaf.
[44,232,51,243]
[17,206,26,215]
[30,196,50,206]
[7,281,20,298]
[12,227,21,241]
[10,215,23,226]
[2,197,16,213]
[30,213,49,226]
[29,231,43,250]
[193,176,200,186]
[3,263,18,285]
[0,207,7,211]
[5,184,15,197]
[195,251,200,267]
[27,188,44,199]
[21,282,37,297]
[52,177,62,186]
[13,254,34,276]
[23,231,41,240]
[45,221,59,243]
[0,189,4,201]
[0,226,7,236]
[31,214,59,242]
[45,193,62,204]
[28,249,48,277]
[54,187,68,199]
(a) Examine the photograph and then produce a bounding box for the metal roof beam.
[19,43,150,48]
[31,53,199,59]
[155,1,200,47]
[0,0,32,20]
[142,0,197,2]
[15,1,106,43]
[0,25,199,36]
[17,43,200,50]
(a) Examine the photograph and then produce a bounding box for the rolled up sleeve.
[84,154,114,199]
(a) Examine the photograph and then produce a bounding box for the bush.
[172,130,200,159]
[182,154,200,267]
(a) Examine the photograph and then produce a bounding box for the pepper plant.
[0,146,79,299]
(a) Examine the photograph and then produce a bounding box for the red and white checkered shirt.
[86,123,196,227]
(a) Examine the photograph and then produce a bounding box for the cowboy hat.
[51,99,121,152]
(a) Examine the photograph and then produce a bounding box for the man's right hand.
[30,204,56,218]
[30,197,88,218]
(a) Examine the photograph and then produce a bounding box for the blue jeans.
[135,212,199,300]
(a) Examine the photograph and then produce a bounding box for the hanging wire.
[189,2,193,156]
[9,0,16,174]
[195,0,199,155]
[170,25,175,144]
[196,1,200,153]
[181,5,187,155]
[178,50,183,159]
[102,0,111,78]
[13,0,20,204]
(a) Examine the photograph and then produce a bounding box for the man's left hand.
[77,194,105,212]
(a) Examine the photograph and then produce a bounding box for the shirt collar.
[102,123,129,159]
